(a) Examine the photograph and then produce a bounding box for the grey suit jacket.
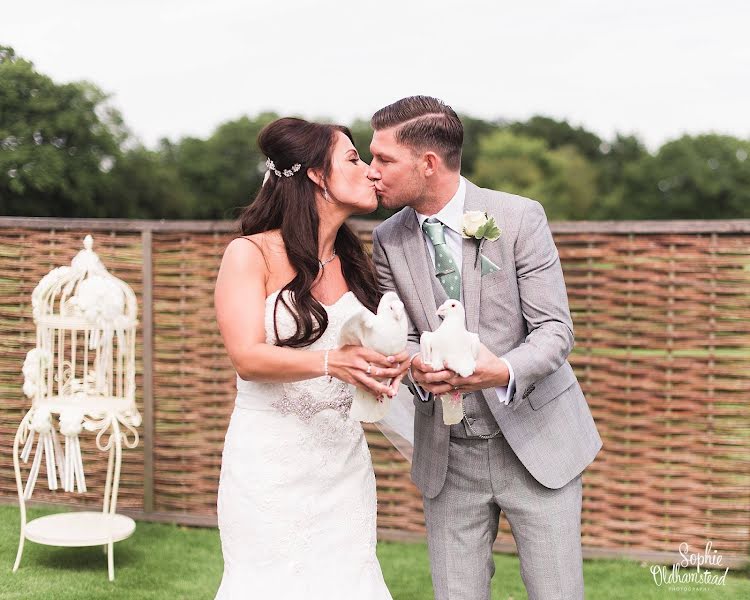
[372,179,602,499]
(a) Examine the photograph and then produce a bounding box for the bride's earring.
[323,186,329,201]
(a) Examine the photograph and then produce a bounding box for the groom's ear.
[422,151,440,177]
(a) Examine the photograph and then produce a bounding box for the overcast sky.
[3,0,748,151]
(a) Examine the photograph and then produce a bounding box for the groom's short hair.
[371,96,463,171]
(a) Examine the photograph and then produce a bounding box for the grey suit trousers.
[423,433,584,600]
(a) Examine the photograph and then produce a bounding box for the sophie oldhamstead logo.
[650,541,729,592]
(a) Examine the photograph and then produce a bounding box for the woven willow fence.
[1,217,749,566]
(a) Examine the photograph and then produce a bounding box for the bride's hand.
[329,346,409,398]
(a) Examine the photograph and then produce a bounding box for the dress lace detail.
[215,288,392,600]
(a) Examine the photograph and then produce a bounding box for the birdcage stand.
[11,234,140,582]
[12,404,139,581]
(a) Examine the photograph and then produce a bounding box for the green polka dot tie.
[422,218,461,300]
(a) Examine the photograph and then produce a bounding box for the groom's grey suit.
[372,179,602,600]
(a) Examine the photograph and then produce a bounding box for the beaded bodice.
[235,289,363,421]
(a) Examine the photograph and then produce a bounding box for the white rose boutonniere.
[461,211,501,269]
[461,210,501,241]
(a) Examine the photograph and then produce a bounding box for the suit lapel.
[461,182,483,334]
[401,209,442,331]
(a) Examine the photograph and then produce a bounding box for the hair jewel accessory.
[265,158,302,178]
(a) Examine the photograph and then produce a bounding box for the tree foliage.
[2,46,748,221]
[470,130,598,220]
[0,46,125,216]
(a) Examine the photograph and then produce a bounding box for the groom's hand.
[384,350,412,398]
[410,354,455,395]
[421,344,510,395]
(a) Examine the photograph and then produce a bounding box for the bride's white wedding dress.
[215,289,393,599]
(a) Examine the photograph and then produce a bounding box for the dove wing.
[338,309,367,347]
[420,331,433,365]
[469,332,481,359]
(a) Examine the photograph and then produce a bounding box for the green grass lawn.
[0,506,747,599]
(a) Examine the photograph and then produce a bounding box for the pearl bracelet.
[324,349,331,381]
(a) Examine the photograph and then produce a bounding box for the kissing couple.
[213,95,602,600]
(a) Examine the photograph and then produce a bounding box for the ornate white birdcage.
[12,234,140,581]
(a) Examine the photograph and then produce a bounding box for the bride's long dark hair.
[238,117,380,348]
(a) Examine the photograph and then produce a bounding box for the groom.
[368,96,602,600]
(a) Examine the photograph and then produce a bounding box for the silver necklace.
[318,249,337,269]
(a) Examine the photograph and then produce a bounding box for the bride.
[213,117,409,599]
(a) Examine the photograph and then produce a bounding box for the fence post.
[141,228,155,514]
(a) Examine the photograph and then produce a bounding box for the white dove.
[338,291,408,422]
[420,299,480,425]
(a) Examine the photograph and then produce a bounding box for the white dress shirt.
[409,176,516,405]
